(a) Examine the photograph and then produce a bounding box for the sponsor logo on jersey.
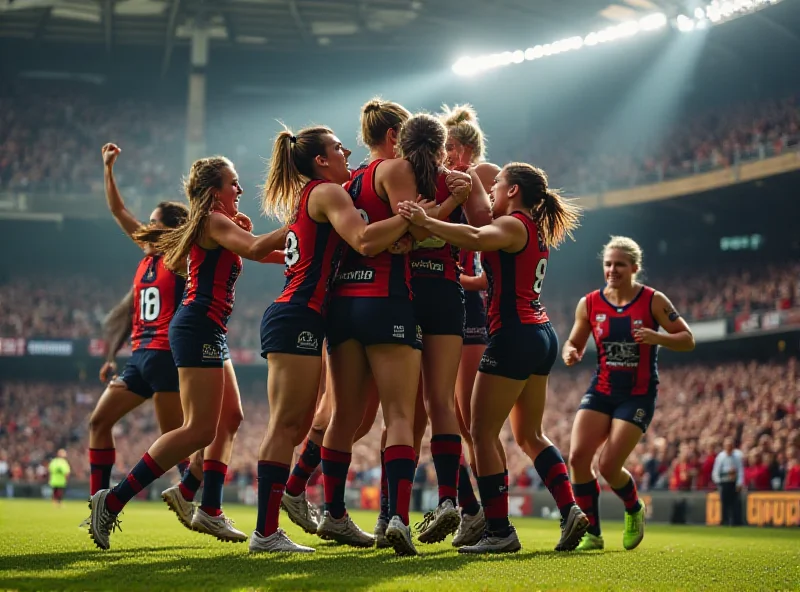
[410,259,445,273]
[633,319,643,327]
[604,341,640,368]
[336,268,375,282]
[595,314,607,322]
[297,331,319,351]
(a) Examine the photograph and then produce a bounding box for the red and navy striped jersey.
[275,180,344,314]
[334,159,411,299]
[586,285,660,396]
[182,244,242,330]
[459,248,481,278]
[131,255,185,351]
[410,172,462,281]
[482,212,549,334]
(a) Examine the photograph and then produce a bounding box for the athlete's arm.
[463,164,496,227]
[260,250,286,264]
[102,144,143,240]
[635,291,695,351]
[562,297,591,366]
[460,271,488,291]
[100,288,134,381]
[314,183,409,257]
[380,159,432,243]
[398,203,526,253]
[207,213,287,261]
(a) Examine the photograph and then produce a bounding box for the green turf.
[0,499,798,591]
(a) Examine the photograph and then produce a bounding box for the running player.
[401,113,492,545]
[440,104,500,546]
[321,100,469,556]
[88,144,201,512]
[250,125,413,553]
[87,155,286,550]
[398,162,588,554]
[563,236,695,551]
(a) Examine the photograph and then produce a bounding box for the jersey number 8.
[139,287,161,322]
[285,230,300,267]
[533,258,547,294]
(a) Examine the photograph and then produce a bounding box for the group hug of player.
[84,98,695,557]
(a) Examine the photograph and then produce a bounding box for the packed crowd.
[2,261,797,349]
[0,90,183,195]
[3,358,798,492]
[537,94,800,192]
[2,88,798,200]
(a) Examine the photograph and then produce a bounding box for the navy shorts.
[411,277,465,337]
[326,296,422,351]
[169,308,230,368]
[478,322,558,380]
[260,302,325,357]
[117,349,179,399]
[463,291,487,346]
[578,392,657,433]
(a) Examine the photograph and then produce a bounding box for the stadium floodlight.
[452,0,785,76]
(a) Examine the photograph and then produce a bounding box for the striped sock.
[533,446,577,520]
[200,460,227,517]
[255,461,290,537]
[430,434,461,505]
[385,445,415,526]
[477,472,510,536]
[286,439,321,497]
[573,479,602,536]
[89,448,115,495]
[178,468,202,502]
[321,447,351,519]
[457,460,481,516]
[176,458,190,478]
[612,476,642,514]
[106,452,165,513]
[379,450,389,521]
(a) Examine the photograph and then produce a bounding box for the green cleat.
[623,501,646,550]
[575,531,604,551]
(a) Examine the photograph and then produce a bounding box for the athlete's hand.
[398,200,429,225]
[388,235,413,254]
[233,212,253,233]
[633,327,661,345]
[562,344,582,366]
[446,170,472,204]
[99,361,117,383]
[102,143,121,167]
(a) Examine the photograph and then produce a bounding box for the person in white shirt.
[712,437,744,526]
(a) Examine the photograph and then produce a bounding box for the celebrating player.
[399,162,588,554]
[251,125,413,553]
[87,144,202,508]
[563,236,695,551]
[87,155,286,550]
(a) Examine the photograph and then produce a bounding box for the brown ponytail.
[502,162,582,248]
[396,113,447,199]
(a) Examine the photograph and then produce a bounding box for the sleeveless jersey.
[334,159,411,299]
[182,243,243,330]
[131,255,185,351]
[586,286,659,397]
[482,212,549,334]
[275,180,344,314]
[410,172,461,281]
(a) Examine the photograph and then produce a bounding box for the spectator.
[712,437,745,526]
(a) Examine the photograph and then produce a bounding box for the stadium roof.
[1,0,686,53]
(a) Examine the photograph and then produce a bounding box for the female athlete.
[563,236,695,551]
[399,162,588,554]
[87,155,286,550]
[251,125,413,553]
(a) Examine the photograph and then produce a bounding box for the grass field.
[1,499,798,591]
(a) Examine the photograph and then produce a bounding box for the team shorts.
[326,296,422,351]
[463,291,488,346]
[578,392,657,433]
[168,308,230,368]
[411,277,465,337]
[260,302,325,357]
[116,349,179,398]
[478,322,558,380]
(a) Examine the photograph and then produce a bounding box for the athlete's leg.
[88,384,145,494]
[568,409,612,542]
[254,352,322,545]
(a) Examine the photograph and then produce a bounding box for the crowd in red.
[2,357,797,493]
